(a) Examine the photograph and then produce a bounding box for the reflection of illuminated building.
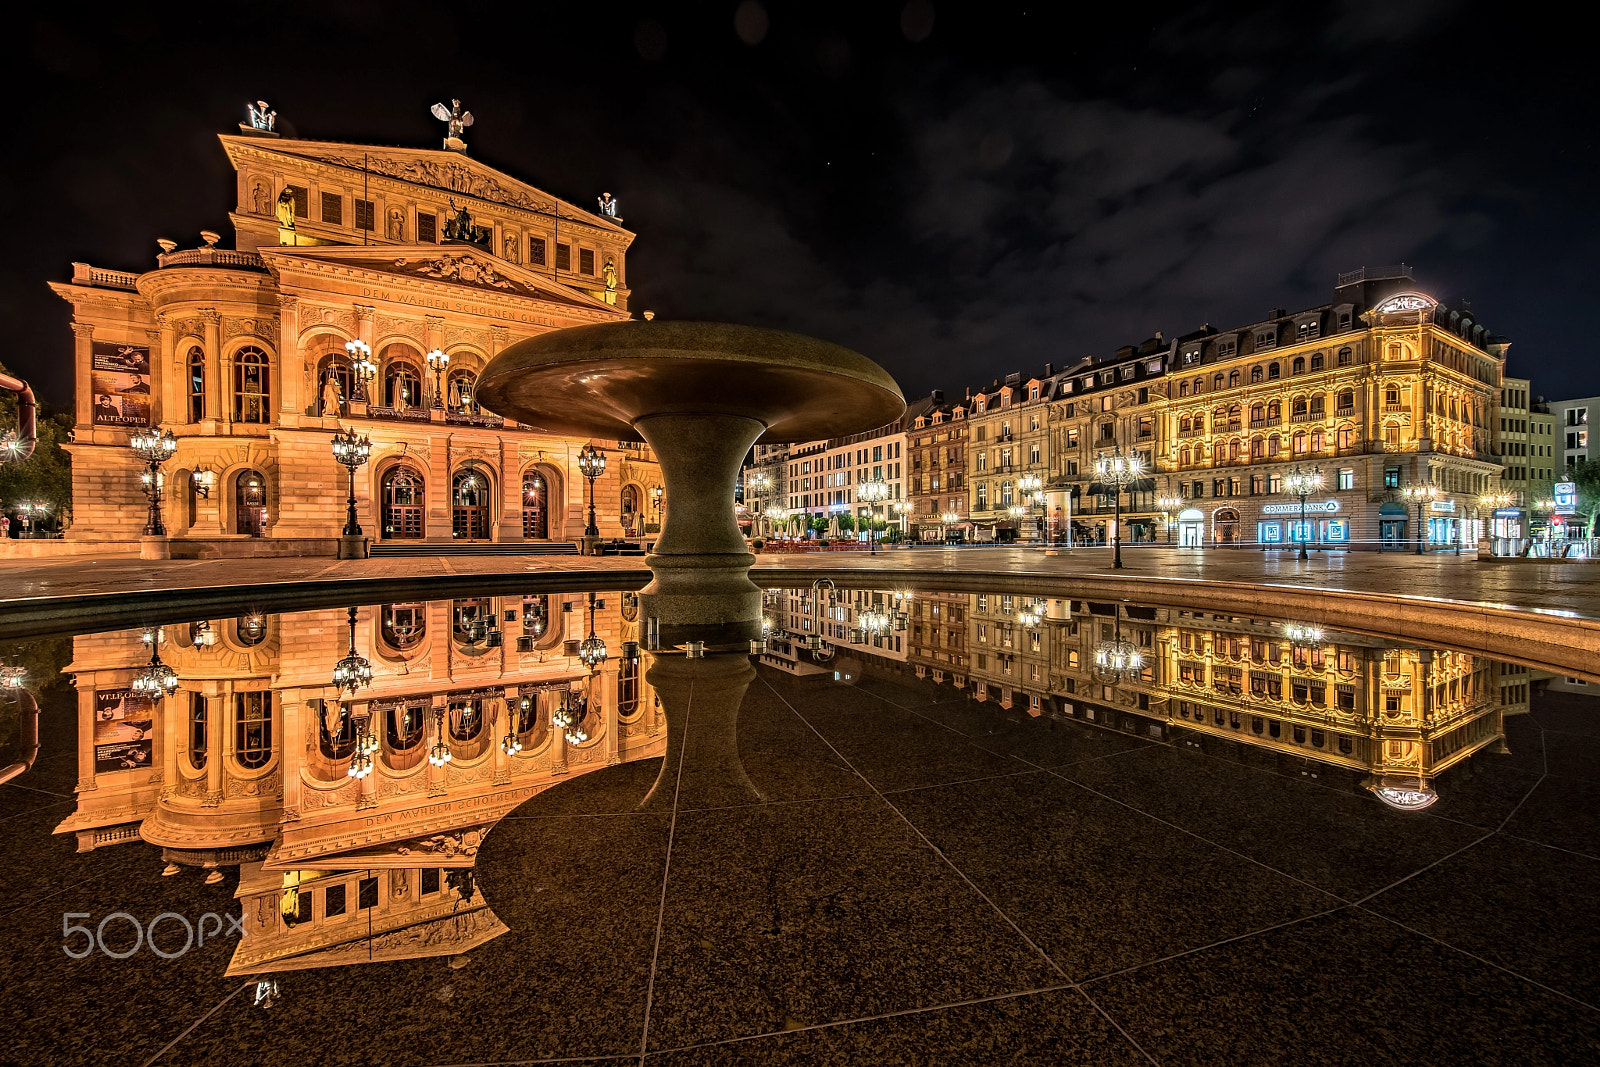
[764,584,908,668]
[56,592,663,973]
[906,591,970,686]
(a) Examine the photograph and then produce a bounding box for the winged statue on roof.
[431,99,474,146]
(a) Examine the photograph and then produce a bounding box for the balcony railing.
[155,248,268,271]
[70,263,139,290]
[1335,406,1355,417]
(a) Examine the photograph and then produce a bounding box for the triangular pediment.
[220,134,629,235]
[259,244,622,313]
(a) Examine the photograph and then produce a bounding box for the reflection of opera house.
[57,592,662,973]
[50,121,660,555]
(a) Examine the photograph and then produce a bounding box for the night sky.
[5,1,1596,408]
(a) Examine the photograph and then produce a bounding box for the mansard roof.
[220,135,631,238]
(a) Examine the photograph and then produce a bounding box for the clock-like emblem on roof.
[1374,292,1436,314]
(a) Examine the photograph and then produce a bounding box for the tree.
[835,513,856,533]
[1564,459,1600,536]
[0,360,72,535]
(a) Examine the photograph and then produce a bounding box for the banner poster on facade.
[93,688,155,772]
[90,341,152,427]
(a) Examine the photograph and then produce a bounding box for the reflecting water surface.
[1,583,1593,1065]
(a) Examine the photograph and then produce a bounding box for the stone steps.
[369,542,581,557]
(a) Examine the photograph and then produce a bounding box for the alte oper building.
[50,123,660,555]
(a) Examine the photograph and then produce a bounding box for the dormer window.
[1295,319,1320,342]
[1216,338,1237,357]
[1255,328,1277,350]
[1121,365,1136,380]
[1183,348,1202,364]
[1101,372,1114,386]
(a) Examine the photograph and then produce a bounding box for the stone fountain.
[476,320,905,648]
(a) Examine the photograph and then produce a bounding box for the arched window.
[235,471,267,536]
[1213,374,1225,391]
[1212,407,1227,430]
[384,360,422,409]
[1227,405,1241,428]
[452,598,495,653]
[1250,437,1264,459]
[1179,446,1191,466]
[1268,362,1280,380]
[1178,380,1189,397]
[1337,347,1353,366]
[1337,389,1354,411]
[385,702,426,752]
[382,466,425,539]
[1249,404,1264,424]
[188,692,207,770]
[449,699,485,742]
[1268,435,1280,457]
[1228,439,1241,461]
[1229,370,1241,388]
[1250,366,1263,383]
[187,347,206,422]
[1293,431,1308,454]
[521,594,551,645]
[1266,400,1280,420]
[620,484,642,534]
[318,700,358,761]
[1292,397,1308,418]
[317,355,352,416]
[1292,356,1305,374]
[447,367,478,413]
[380,603,426,650]
[233,346,270,423]
[618,657,640,719]
[452,468,491,540]
[234,691,273,769]
[235,613,267,646]
[1193,377,1203,395]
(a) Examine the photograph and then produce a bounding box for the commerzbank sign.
[1260,500,1341,515]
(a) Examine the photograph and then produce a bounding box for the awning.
[1378,503,1407,516]
[1086,477,1157,495]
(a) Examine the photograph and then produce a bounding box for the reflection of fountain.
[636,651,762,811]
[476,321,904,648]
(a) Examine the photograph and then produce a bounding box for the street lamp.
[331,606,373,696]
[858,478,889,555]
[129,426,178,536]
[1401,482,1440,555]
[426,348,449,409]
[941,509,960,543]
[1157,495,1184,544]
[1092,620,1144,684]
[344,339,376,402]
[1283,466,1324,562]
[578,591,608,669]
[1018,472,1043,542]
[330,427,372,539]
[131,629,180,702]
[1093,447,1144,570]
[427,708,453,767]
[577,444,606,538]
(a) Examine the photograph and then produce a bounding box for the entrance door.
[1214,508,1240,545]
[1380,520,1406,549]
[382,466,425,539]
[452,470,491,540]
[235,470,267,537]
[1179,522,1203,547]
[522,471,548,539]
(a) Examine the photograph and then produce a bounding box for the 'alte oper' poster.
[90,341,152,427]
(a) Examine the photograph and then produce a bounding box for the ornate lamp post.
[651,483,664,527]
[344,339,376,402]
[577,443,606,539]
[330,427,372,540]
[131,629,181,702]
[1157,495,1184,543]
[1283,622,1325,650]
[1283,466,1324,561]
[1092,619,1144,684]
[891,499,912,541]
[858,478,889,554]
[578,591,608,669]
[426,348,450,409]
[331,606,374,695]
[1093,447,1144,570]
[1401,482,1440,555]
[1018,472,1043,542]
[427,708,453,767]
[1,664,25,689]
[129,427,178,536]
[941,509,960,543]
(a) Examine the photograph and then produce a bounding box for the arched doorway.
[452,467,491,540]
[1178,508,1205,547]
[235,469,267,536]
[522,470,548,539]
[620,484,642,537]
[381,465,425,539]
[1214,507,1240,546]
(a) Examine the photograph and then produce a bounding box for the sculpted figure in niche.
[603,256,617,294]
[321,373,342,417]
[503,234,521,264]
[251,182,270,215]
[275,188,296,230]
[387,208,405,241]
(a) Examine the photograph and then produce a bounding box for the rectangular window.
[355,198,375,231]
[325,883,347,918]
[1384,466,1401,489]
[528,236,546,265]
[417,212,436,242]
[580,248,596,275]
[285,185,308,218]
[421,867,441,895]
[320,191,342,224]
[357,876,378,910]
[556,243,571,271]
[1337,468,1354,490]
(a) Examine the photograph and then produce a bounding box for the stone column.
[204,690,225,806]
[424,316,445,407]
[202,309,224,431]
[600,661,620,765]
[278,295,302,421]
[74,684,97,795]
[355,304,376,404]
[72,322,94,433]
[634,413,765,648]
[155,316,177,426]
[279,691,303,821]
[160,691,181,798]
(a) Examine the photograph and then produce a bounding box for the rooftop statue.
[441,199,490,246]
[597,191,619,220]
[431,99,474,149]
[247,100,276,132]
